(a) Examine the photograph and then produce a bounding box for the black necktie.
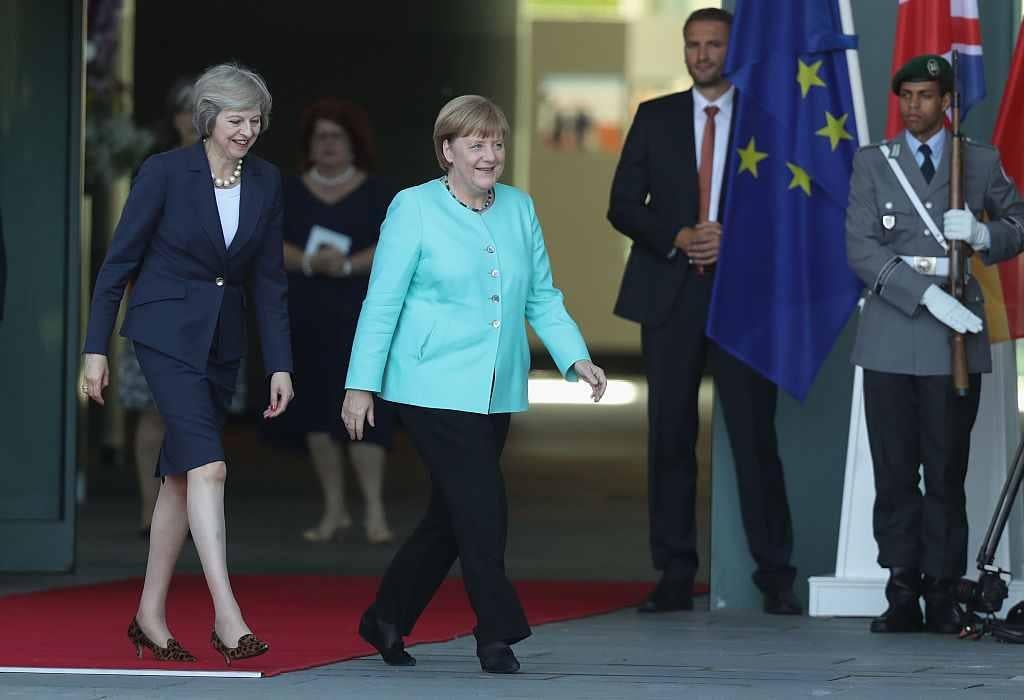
[919,144,935,184]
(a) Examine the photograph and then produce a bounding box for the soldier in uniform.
[846,54,1024,634]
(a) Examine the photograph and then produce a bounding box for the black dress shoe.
[637,578,694,613]
[477,642,520,674]
[870,569,923,633]
[763,590,803,615]
[924,577,963,635]
[358,608,416,666]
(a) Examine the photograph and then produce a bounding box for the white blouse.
[214,184,241,248]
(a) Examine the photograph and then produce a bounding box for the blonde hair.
[432,95,510,171]
[192,63,273,138]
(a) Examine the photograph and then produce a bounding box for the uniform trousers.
[372,404,531,646]
[863,369,982,579]
[642,267,796,593]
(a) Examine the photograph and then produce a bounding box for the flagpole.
[809,0,886,616]
[838,0,870,145]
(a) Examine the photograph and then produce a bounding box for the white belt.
[900,255,952,277]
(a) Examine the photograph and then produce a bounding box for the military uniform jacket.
[845,131,1024,375]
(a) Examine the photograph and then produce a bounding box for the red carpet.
[0,576,707,677]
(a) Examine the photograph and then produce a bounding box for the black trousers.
[372,404,531,646]
[642,269,796,593]
[862,369,982,579]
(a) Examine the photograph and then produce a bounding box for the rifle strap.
[879,143,948,252]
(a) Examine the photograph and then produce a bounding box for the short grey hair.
[192,63,273,138]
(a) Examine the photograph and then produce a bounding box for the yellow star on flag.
[737,137,769,177]
[786,162,812,196]
[797,59,826,98]
[816,111,853,151]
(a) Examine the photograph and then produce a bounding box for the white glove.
[943,208,991,250]
[921,284,983,333]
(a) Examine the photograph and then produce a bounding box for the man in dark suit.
[608,7,801,615]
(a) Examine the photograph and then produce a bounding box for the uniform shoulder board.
[963,137,996,151]
[858,141,886,153]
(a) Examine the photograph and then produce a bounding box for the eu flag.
[707,0,864,400]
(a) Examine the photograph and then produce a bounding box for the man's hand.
[943,208,991,250]
[674,222,722,266]
[921,284,983,334]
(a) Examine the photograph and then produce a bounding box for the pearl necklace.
[212,158,243,188]
[309,165,355,187]
[441,175,494,213]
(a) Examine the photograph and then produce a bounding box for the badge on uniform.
[882,214,896,230]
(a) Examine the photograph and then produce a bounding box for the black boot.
[358,606,416,666]
[923,576,963,634]
[870,568,923,633]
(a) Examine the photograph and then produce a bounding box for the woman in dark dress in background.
[282,99,397,545]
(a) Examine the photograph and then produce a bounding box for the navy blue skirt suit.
[84,141,293,476]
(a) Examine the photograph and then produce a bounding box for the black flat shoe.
[637,578,694,613]
[763,590,803,616]
[477,642,520,674]
[358,608,416,666]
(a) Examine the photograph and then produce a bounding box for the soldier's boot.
[923,575,963,634]
[870,568,924,633]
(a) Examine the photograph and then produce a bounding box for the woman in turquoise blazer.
[342,96,606,674]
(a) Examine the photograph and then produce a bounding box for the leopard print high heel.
[210,630,269,664]
[127,618,196,662]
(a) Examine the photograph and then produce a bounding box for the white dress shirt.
[214,183,241,248]
[693,85,735,222]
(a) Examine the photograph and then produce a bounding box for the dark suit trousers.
[863,370,982,579]
[642,269,796,593]
[373,404,531,646]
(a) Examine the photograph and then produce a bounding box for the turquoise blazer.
[346,179,591,414]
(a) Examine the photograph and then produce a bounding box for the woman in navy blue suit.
[82,64,294,664]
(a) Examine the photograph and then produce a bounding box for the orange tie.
[698,104,719,223]
[696,105,719,274]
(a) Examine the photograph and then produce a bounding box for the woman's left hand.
[573,360,608,403]
[264,371,295,418]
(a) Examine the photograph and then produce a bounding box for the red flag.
[885,0,985,139]
[992,26,1024,340]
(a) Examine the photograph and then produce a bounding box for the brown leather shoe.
[127,618,196,662]
[210,630,269,665]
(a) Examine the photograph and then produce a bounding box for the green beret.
[891,54,954,95]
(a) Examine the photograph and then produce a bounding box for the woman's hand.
[341,389,375,440]
[81,353,110,405]
[264,372,295,418]
[573,359,608,403]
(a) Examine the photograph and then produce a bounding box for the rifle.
[948,50,969,397]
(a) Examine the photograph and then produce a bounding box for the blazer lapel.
[679,90,697,174]
[229,158,264,256]
[187,142,228,259]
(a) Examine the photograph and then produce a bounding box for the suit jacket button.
[215,276,225,286]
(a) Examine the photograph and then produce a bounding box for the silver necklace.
[309,165,355,187]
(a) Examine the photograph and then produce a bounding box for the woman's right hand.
[81,353,110,405]
[341,389,375,440]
